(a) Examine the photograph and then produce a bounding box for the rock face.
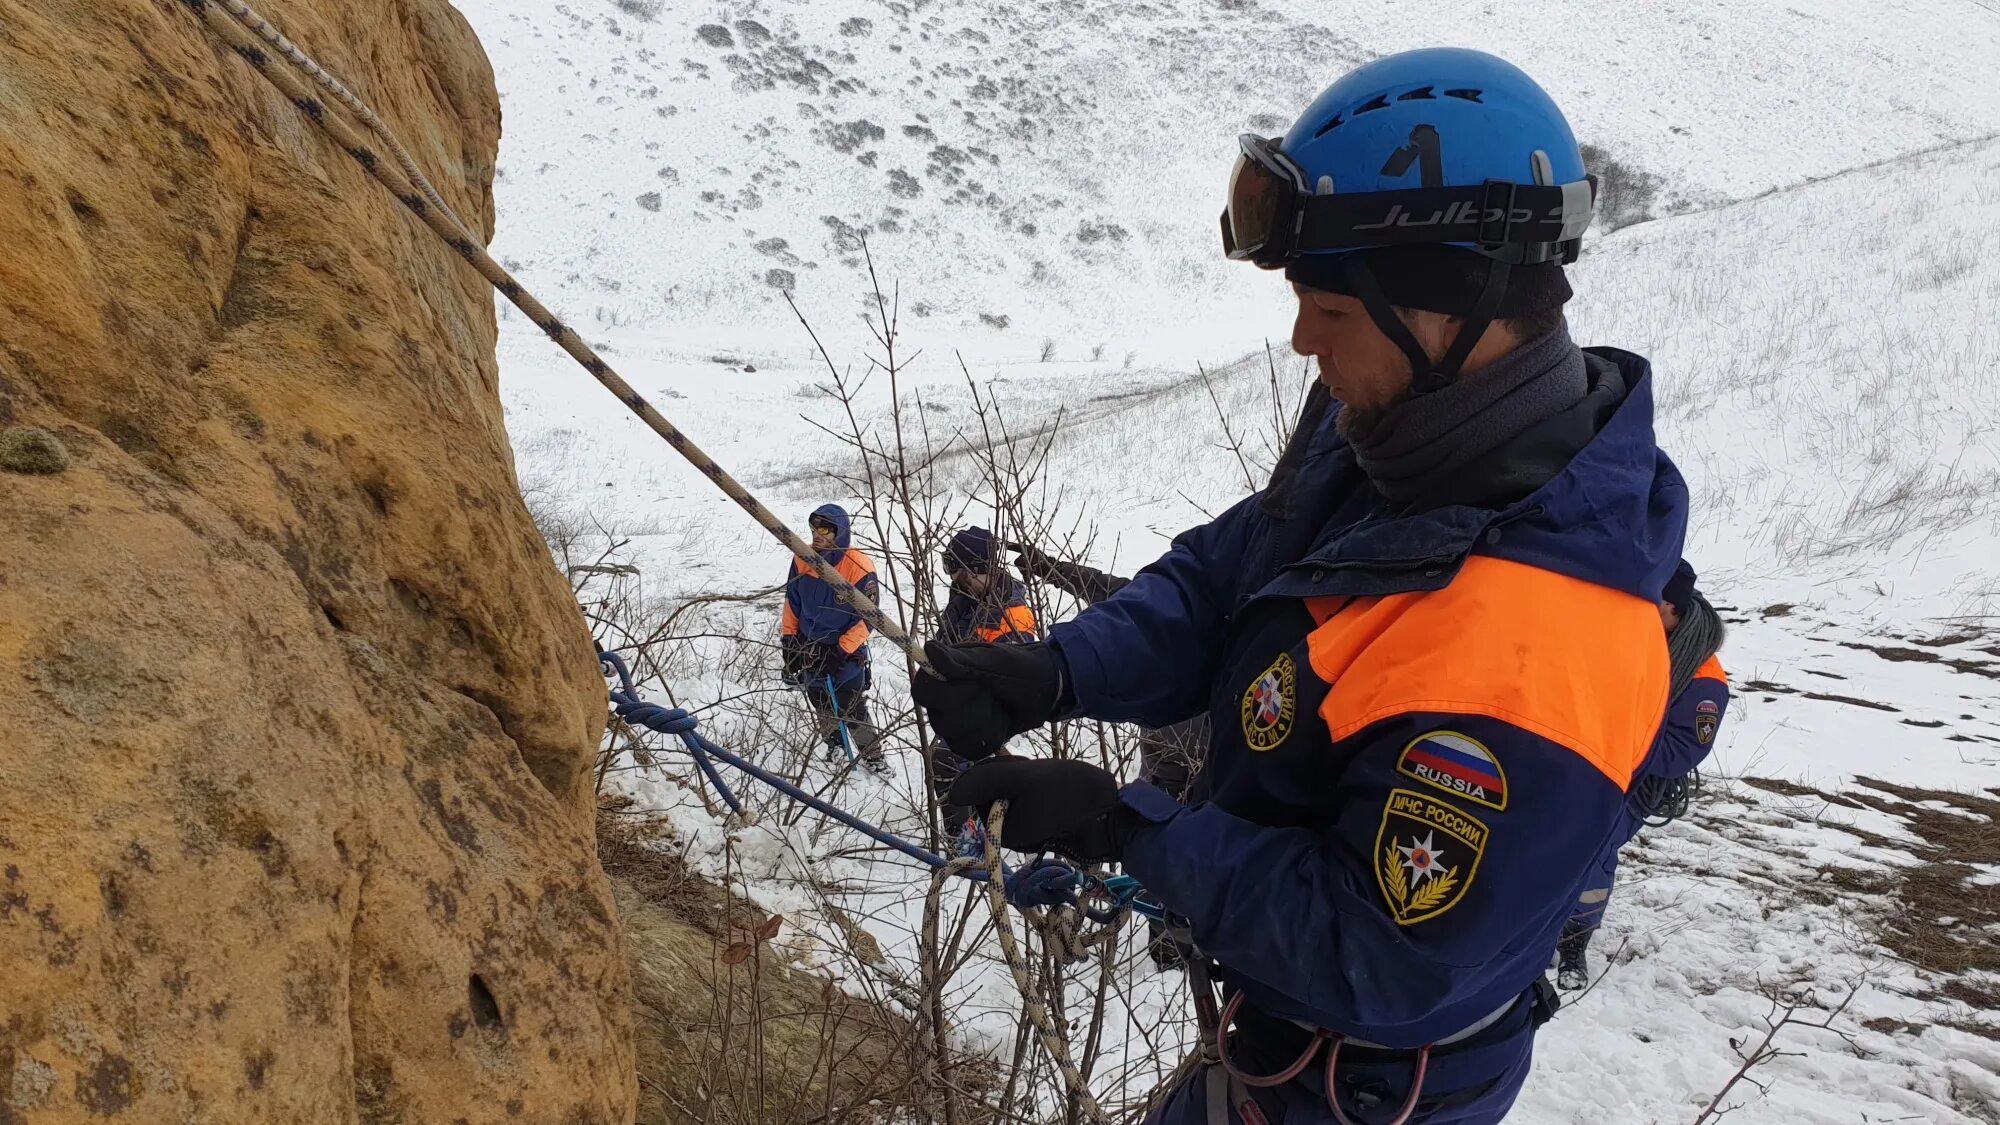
[0,2,633,1121]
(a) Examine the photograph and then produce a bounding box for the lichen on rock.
[0,426,70,474]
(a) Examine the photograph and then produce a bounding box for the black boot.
[1556,921,1593,990]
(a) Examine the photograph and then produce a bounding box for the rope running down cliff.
[175,0,927,669]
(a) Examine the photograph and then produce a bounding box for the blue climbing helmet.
[1222,48,1593,267]
[1221,49,1597,388]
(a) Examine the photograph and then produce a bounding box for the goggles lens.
[1221,135,1304,264]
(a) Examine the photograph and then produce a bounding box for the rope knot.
[610,691,699,736]
[1005,857,1083,911]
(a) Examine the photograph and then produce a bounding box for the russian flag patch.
[1397,731,1508,811]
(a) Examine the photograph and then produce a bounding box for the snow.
[452,1,2000,1121]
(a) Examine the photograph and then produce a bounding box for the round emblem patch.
[1239,652,1297,752]
[1694,698,1720,745]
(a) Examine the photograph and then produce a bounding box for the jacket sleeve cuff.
[1046,631,1096,716]
[1111,781,1183,868]
[1118,781,1184,823]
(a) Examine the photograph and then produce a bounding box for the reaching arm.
[1048,495,1261,728]
[1020,549,1132,605]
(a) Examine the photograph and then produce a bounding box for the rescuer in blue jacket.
[911,49,1692,1124]
[781,504,889,774]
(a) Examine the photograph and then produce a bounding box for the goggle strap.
[1297,182,1588,253]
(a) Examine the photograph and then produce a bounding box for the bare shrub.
[1581,141,1664,231]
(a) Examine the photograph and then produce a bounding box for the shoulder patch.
[1240,652,1297,752]
[1396,731,1508,810]
[1694,698,1720,745]
[1376,789,1487,925]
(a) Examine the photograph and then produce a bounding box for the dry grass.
[598,804,980,1124]
[1754,777,1999,1005]
[1840,778,2000,980]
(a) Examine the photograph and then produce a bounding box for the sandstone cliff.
[0,2,633,1120]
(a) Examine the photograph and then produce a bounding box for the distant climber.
[928,527,1038,843]
[914,48,1684,1124]
[939,527,1038,645]
[1557,561,1730,989]
[781,504,889,775]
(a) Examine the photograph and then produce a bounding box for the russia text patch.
[1396,730,1507,810]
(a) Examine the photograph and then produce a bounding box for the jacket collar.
[1255,351,1686,604]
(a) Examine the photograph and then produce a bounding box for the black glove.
[1006,540,1058,581]
[910,640,1065,760]
[811,642,849,679]
[948,757,1135,864]
[780,637,833,686]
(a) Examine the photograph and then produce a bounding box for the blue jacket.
[782,504,878,686]
[1625,653,1730,835]
[1050,350,1688,1047]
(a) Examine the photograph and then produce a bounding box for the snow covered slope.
[458,0,2000,366]
[452,1,2000,1121]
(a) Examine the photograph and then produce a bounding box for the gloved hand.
[910,640,1065,760]
[948,757,1135,864]
[780,637,833,686]
[811,641,850,679]
[1006,539,1059,581]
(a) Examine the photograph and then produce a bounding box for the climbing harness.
[1179,940,1560,1125]
[602,651,1123,1119]
[176,0,927,670]
[1169,899,1520,1125]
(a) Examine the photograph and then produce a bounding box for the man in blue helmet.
[912,47,1691,1123]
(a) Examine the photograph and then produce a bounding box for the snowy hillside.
[460,0,2000,366]
[452,0,2000,1121]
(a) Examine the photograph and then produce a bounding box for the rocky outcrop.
[0,2,632,1120]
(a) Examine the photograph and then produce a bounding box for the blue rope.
[598,650,1162,923]
[602,650,990,881]
[823,673,856,763]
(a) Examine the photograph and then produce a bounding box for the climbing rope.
[979,804,1116,1123]
[603,652,1123,1121]
[176,0,928,669]
[179,0,1128,1108]
[605,651,968,873]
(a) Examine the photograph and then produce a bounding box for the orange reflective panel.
[1304,556,1670,791]
[1694,654,1727,684]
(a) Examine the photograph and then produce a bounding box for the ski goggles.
[1220,134,1596,267]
